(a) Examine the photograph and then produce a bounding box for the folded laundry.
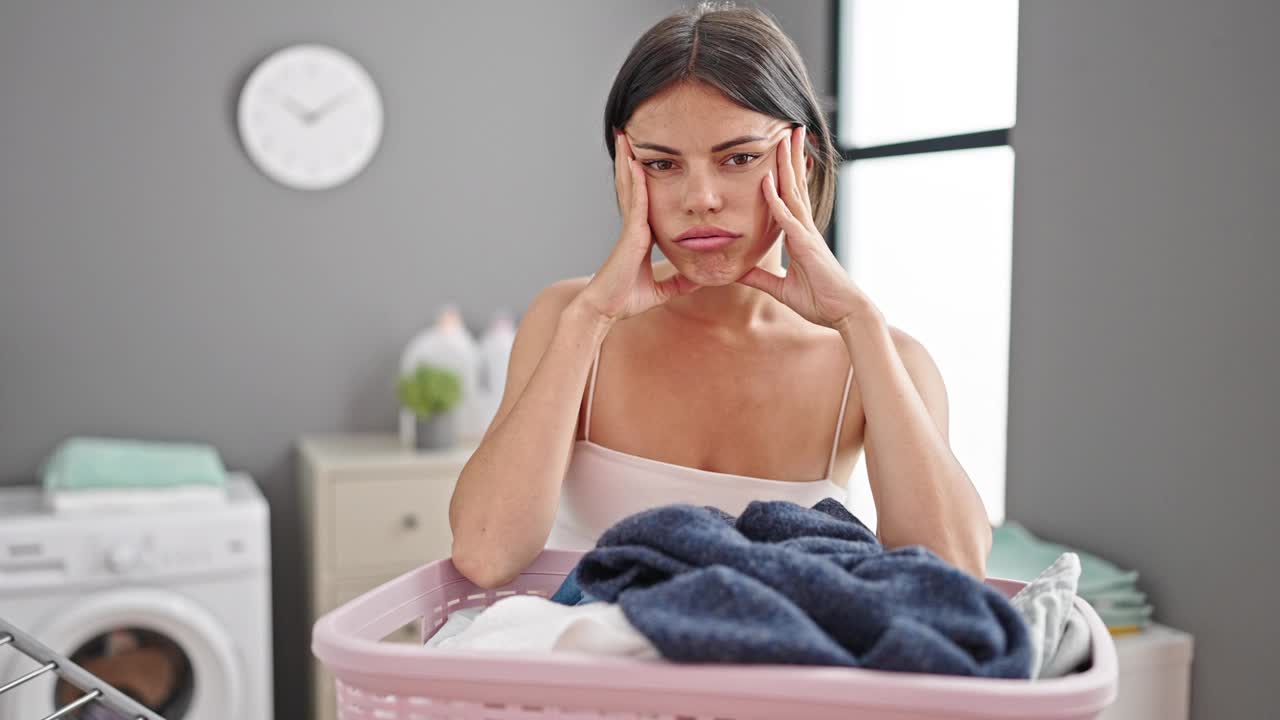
[40,436,230,513]
[1084,587,1148,608]
[574,498,1033,678]
[990,520,1151,631]
[1096,605,1154,627]
[990,521,1137,596]
[41,436,227,492]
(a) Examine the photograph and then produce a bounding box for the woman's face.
[623,81,802,287]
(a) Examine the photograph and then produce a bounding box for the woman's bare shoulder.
[546,274,592,297]
[537,262,671,312]
[510,276,593,350]
[520,276,589,319]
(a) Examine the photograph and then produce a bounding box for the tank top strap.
[583,341,604,442]
[826,364,855,479]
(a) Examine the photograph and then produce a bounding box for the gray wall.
[0,2,831,718]
[1009,1,1279,717]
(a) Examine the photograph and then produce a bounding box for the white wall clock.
[237,44,383,190]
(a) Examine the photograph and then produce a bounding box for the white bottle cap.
[437,304,464,331]
[489,309,514,332]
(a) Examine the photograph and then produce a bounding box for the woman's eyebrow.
[630,134,769,155]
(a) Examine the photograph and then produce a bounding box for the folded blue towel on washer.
[574,498,1033,678]
[41,436,227,491]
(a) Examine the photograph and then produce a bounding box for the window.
[832,0,1019,531]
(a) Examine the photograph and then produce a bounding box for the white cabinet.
[299,433,477,720]
[1099,623,1194,720]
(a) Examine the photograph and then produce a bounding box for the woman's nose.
[681,170,724,215]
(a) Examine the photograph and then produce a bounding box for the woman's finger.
[614,131,624,186]
[762,171,808,244]
[622,158,656,260]
[776,134,806,223]
[776,136,820,244]
[735,266,785,301]
[629,158,648,227]
[615,132,632,216]
[794,126,814,218]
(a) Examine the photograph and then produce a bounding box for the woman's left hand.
[736,125,874,329]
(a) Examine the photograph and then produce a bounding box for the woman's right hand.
[575,131,701,325]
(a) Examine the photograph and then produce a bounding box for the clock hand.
[303,87,358,124]
[270,90,313,122]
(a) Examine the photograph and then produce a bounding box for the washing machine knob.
[105,542,142,573]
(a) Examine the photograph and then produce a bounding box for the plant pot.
[414,411,458,450]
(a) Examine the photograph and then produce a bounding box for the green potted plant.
[397,364,463,450]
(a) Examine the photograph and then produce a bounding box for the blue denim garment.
[574,497,1033,678]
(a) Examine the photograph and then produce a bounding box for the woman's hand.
[575,131,702,325]
[736,126,873,329]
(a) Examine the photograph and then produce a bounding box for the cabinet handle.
[401,514,419,530]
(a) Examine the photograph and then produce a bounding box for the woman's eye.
[640,155,758,171]
[642,159,675,171]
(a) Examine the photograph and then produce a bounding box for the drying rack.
[0,615,165,720]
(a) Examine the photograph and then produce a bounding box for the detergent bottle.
[475,309,517,436]
[398,305,480,449]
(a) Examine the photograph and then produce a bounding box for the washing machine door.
[0,588,243,720]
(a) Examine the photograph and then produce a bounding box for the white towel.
[46,485,227,512]
[423,606,487,648]
[1009,551,1090,679]
[1040,603,1093,679]
[426,595,661,660]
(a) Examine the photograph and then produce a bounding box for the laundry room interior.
[1,2,1276,720]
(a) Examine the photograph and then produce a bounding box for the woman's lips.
[675,235,740,251]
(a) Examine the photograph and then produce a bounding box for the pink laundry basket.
[312,549,1118,720]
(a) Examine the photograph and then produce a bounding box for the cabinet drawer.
[331,466,457,575]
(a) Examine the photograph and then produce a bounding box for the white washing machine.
[0,474,274,720]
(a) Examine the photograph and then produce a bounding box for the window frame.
[827,0,1016,256]
[825,0,1019,526]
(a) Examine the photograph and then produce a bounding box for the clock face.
[237,44,383,190]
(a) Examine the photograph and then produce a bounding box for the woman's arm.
[452,134,700,589]
[835,302,992,579]
[737,126,990,578]
[448,279,609,588]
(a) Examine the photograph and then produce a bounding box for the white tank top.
[545,339,854,551]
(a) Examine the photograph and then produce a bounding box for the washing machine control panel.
[104,541,143,573]
[90,520,262,581]
[0,498,268,591]
[99,535,222,575]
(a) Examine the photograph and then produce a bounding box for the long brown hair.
[604,1,838,234]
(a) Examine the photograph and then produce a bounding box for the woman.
[449,2,991,588]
